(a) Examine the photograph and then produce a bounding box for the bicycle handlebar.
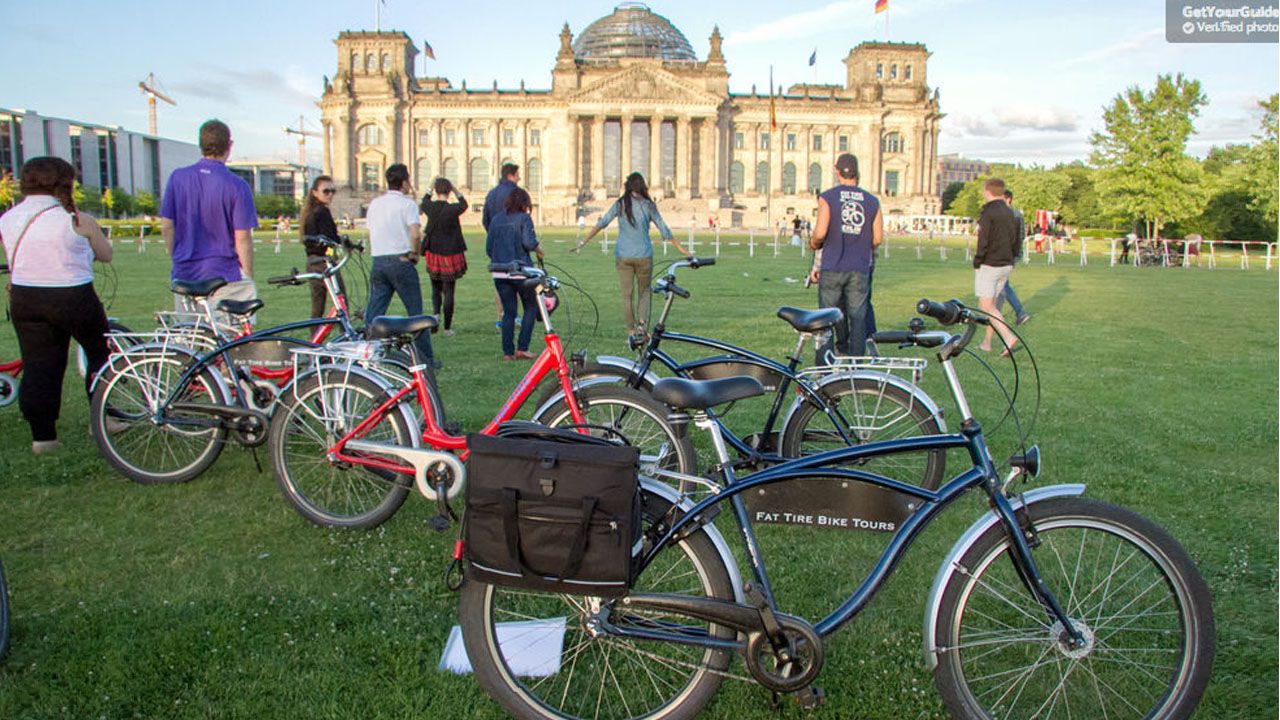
[871,328,949,349]
[916,298,990,327]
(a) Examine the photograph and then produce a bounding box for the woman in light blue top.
[574,172,689,336]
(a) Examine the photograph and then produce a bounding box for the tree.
[945,178,986,219]
[110,187,136,217]
[102,187,115,218]
[135,191,158,216]
[1057,163,1105,229]
[0,172,15,210]
[253,193,298,219]
[1246,94,1278,234]
[75,183,103,214]
[1002,166,1070,220]
[1089,73,1208,239]
[940,181,966,213]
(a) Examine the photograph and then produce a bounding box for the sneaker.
[1016,313,1031,326]
[32,439,61,455]
[442,329,456,337]
[514,350,534,360]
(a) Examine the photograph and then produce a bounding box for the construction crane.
[138,73,176,136]
[283,116,321,167]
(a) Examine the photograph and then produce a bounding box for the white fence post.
[1241,243,1249,270]
[1080,237,1088,266]
[1046,238,1056,265]
[1267,243,1274,271]
[748,228,755,257]
[916,236,923,260]
[883,236,889,259]
[773,228,779,258]
[1110,238,1117,266]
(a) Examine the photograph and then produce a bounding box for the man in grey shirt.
[1000,189,1031,326]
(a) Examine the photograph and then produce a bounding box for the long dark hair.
[300,175,333,240]
[619,172,650,225]
[19,156,78,217]
[505,187,532,214]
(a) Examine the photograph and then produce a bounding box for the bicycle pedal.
[793,686,825,711]
[426,515,451,533]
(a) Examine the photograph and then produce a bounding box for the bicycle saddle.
[170,277,229,297]
[777,306,842,332]
[366,314,439,341]
[216,298,264,317]
[652,376,765,411]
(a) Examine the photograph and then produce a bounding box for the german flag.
[875,0,888,13]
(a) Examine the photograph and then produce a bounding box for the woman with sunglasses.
[300,175,344,318]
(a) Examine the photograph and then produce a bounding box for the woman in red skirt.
[419,178,469,336]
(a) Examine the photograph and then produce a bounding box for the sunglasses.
[320,188,336,195]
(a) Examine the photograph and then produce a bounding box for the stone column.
[322,120,333,177]
[675,115,691,200]
[930,122,941,196]
[492,121,502,187]
[711,116,725,197]
[620,114,633,181]
[334,117,351,188]
[462,119,472,190]
[519,120,530,191]
[591,116,605,197]
[648,116,662,192]
[434,119,443,184]
[770,125,784,197]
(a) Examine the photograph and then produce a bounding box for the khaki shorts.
[974,265,1012,299]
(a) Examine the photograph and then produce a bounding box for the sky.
[1,0,1276,167]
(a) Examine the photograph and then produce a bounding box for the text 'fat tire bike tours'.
[458,298,1215,720]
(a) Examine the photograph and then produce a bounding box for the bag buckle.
[539,478,556,496]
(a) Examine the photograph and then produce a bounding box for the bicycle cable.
[958,307,1041,458]
[539,258,601,348]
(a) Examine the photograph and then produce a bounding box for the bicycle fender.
[289,362,423,444]
[640,478,745,603]
[779,370,947,438]
[594,356,660,390]
[920,483,1087,671]
[91,342,232,404]
[529,356,659,420]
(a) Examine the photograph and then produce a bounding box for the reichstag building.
[319,3,942,226]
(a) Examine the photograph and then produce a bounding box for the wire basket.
[801,355,928,385]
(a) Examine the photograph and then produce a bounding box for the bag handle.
[5,205,59,291]
[501,488,598,582]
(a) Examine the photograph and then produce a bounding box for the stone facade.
[319,7,942,227]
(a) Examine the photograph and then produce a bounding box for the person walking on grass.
[574,172,689,338]
[973,178,1022,355]
[483,163,521,331]
[999,189,1031,326]
[419,178,469,336]
[365,163,437,368]
[486,187,544,360]
[160,119,257,319]
[0,157,114,454]
[300,175,346,319]
[809,153,881,358]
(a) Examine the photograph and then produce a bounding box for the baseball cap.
[835,153,859,179]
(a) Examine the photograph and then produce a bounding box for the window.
[416,158,432,188]
[786,133,797,151]
[0,120,13,175]
[471,129,486,147]
[838,135,849,152]
[729,161,744,194]
[529,129,542,147]
[502,128,514,147]
[884,170,899,197]
[381,53,390,71]
[760,133,770,150]
[875,63,883,79]
[781,162,796,195]
[905,65,913,81]
[527,158,543,191]
[468,157,490,188]
[417,128,431,146]
[660,121,676,189]
[733,132,744,150]
[812,134,823,152]
[271,171,296,196]
[807,163,822,193]
[755,161,769,194]
[441,157,460,185]
[351,52,361,72]
[882,132,904,154]
[444,128,457,146]
[361,162,380,192]
[69,132,82,180]
[889,64,898,80]
[366,54,375,73]
[357,124,382,148]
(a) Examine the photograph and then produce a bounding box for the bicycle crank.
[744,615,824,693]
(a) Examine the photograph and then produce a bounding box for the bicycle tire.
[532,360,646,411]
[0,558,9,662]
[460,489,735,720]
[532,385,697,477]
[780,376,946,489]
[90,349,229,484]
[75,320,134,379]
[269,369,415,528]
[933,497,1215,720]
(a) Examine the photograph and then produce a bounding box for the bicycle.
[268,261,693,529]
[0,557,8,662]
[459,297,1215,720]
[537,256,946,487]
[88,240,377,484]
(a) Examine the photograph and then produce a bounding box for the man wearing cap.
[810,153,882,358]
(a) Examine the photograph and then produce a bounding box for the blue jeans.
[818,269,871,357]
[999,281,1026,318]
[367,255,435,363]
[494,278,537,356]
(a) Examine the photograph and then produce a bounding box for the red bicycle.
[267,262,693,528]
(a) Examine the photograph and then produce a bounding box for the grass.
[0,230,1276,719]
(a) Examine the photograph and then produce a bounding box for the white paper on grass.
[439,618,568,678]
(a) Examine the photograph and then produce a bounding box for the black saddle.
[777,306,843,333]
[366,314,439,341]
[652,376,766,411]
[217,298,264,317]
[170,277,229,298]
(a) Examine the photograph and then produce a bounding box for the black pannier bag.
[463,426,641,597]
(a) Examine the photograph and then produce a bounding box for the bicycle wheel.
[533,385,696,477]
[780,376,945,489]
[0,558,9,662]
[460,489,735,720]
[90,349,229,484]
[532,361,645,411]
[933,498,1215,720]
[269,369,415,528]
[75,320,134,378]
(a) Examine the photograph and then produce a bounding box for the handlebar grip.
[669,283,691,299]
[871,331,913,344]
[267,274,299,286]
[487,261,520,274]
[917,298,962,325]
[689,257,716,268]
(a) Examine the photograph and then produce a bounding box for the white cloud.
[1052,28,1164,71]
[948,106,1080,138]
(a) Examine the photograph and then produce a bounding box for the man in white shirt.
[365,163,436,367]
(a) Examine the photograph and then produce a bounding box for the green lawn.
[0,230,1275,719]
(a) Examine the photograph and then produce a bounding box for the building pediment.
[568,65,721,106]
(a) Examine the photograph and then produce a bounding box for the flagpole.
[375,0,381,31]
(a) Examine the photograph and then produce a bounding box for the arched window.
[365,54,375,73]
[881,132,904,154]
[357,124,382,148]
[755,162,770,194]
[416,158,432,190]
[526,158,543,191]
[729,161,744,194]
[351,52,362,72]
[381,53,390,71]
[781,163,797,195]
[441,158,460,185]
[889,64,898,80]
[807,163,823,193]
[905,64,913,81]
[875,63,883,79]
[468,157,490,189]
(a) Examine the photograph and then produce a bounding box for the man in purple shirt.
[160,119,258,312]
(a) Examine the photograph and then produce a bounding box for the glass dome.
[573,3,697,62]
